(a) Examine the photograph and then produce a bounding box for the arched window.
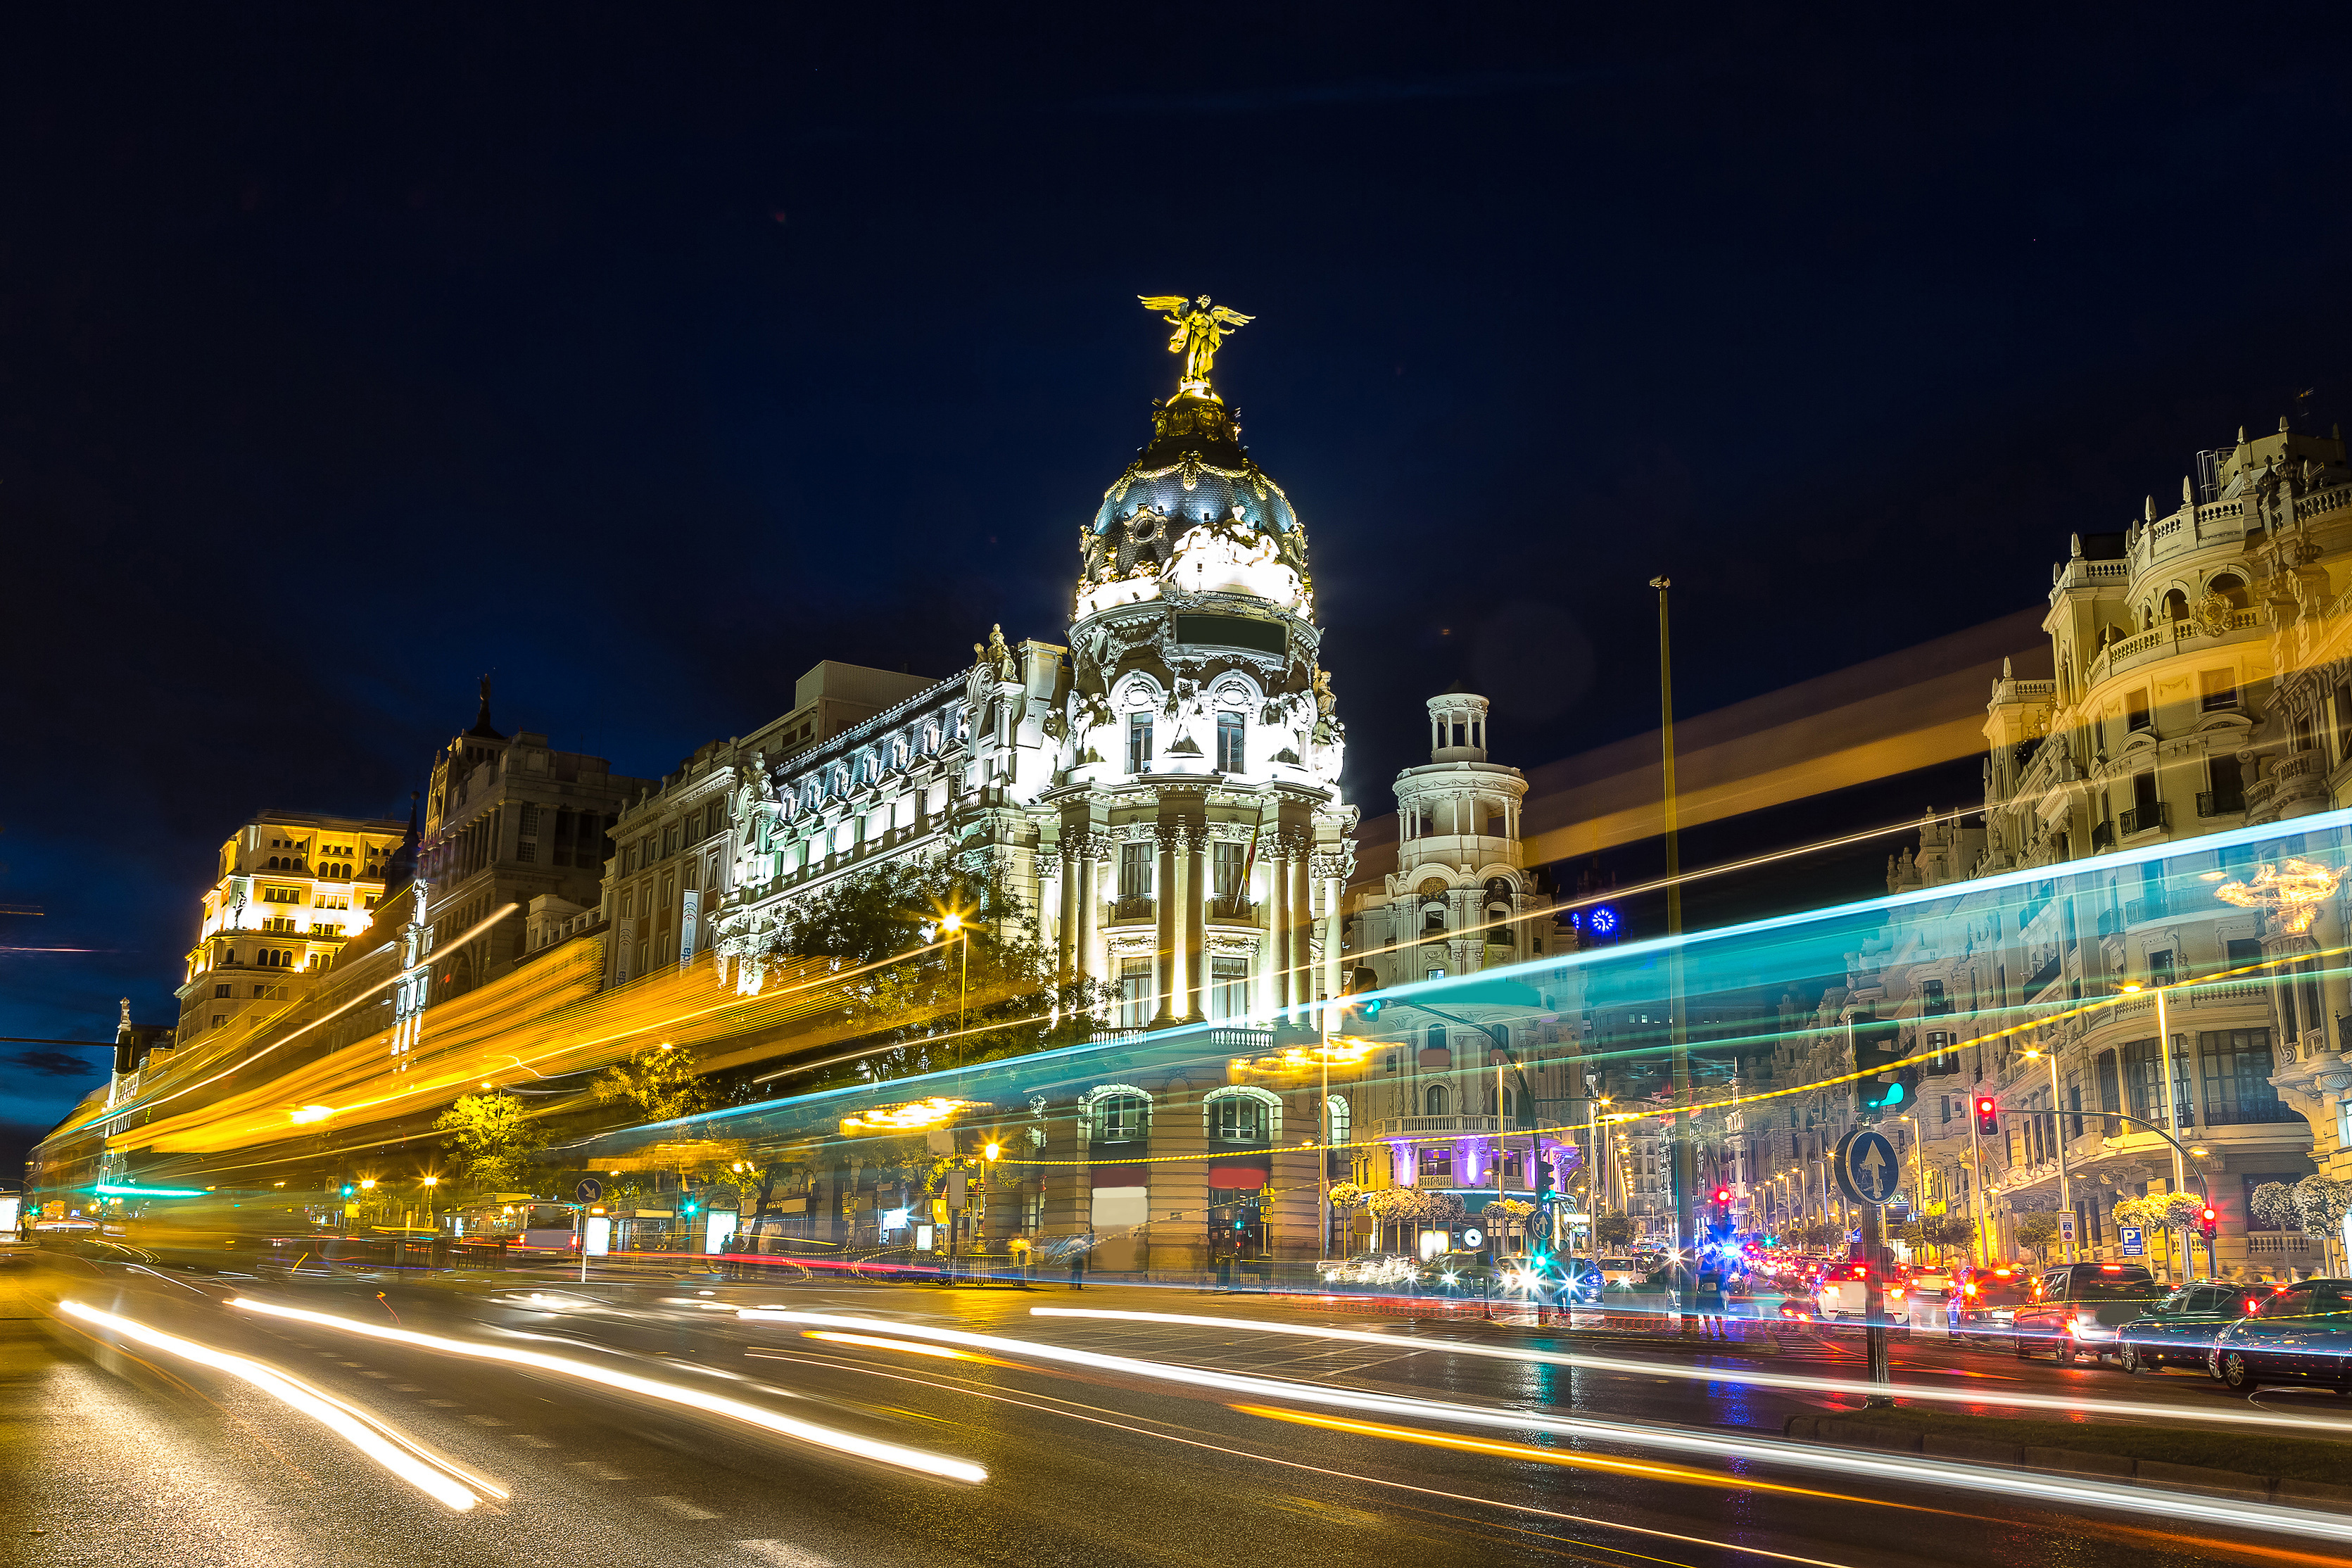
[2163,588,2189,623]
[1428,1023,1448,1055]
[2142,604,2154,630]
[1084,1083,1152,1144]
[1424,1082,1449,1117]
[1326,1094,1350,1146]
[1204,1085,1282,1143]
[2210,573,2249,609]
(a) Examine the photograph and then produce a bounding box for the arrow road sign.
[575,1177,603,1203]
[1833,1129,1900,1206]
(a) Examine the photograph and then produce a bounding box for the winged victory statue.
[1139,294,1254,393]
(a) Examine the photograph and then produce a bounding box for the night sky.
[6,8,2350,1146]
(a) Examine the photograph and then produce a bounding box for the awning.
[1208,1166,1267,1190]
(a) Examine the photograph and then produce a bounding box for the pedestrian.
[1697,1261,1728,1340]
[1070,1229,1092,1290]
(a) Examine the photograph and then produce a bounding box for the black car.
[2117,1282,2246,1374]
[2011,1262,2161,1365]
[2208,1277,2352,1394]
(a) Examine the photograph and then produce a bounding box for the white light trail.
[1029,1308,2352,1436]
[230,1296,985,1484]
[58,1301,491,1511]
[738,1308,2352,1545]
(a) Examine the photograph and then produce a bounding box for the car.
[1313,1252,1417,1289]
[1591,1256,1643,1289]
[2013,1262,2163,1365]
[1904,1263,1957,1329]
[2117,1282,2257,1374]
[1817,1260,1909,1325]
[1952,1265,2035,1343]
[1416,1251,1503,1296]
[2208,1277,2352,1395]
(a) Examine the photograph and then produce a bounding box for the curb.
[1782,1412,2352,1510]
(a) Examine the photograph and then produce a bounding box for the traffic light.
[681,1196,700,1217]
[1850,1016,1901,1114]
[1973,1096,1999,1137]
[2200,1205,2219,1241]
[1535,1156,1555,1200]
[1712,1187,1731,1206]
[1342,965,1384,1022]
[340,1183,355,1198]
[1878,1063,1922,1112]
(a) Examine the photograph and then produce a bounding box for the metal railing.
[1109,896,1155,922]
[2120,802,2168,837]
[2196,790,2244,817]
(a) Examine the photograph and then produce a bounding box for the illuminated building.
[416,681,647,999]
[1847,419,2349,1270]
[606,660,936,987]
[700,324,1358,1036]
[172,807,412,1045]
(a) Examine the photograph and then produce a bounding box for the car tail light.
[2073,1312,2101,1331]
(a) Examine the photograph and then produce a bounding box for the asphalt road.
[7,1259,2349,1568]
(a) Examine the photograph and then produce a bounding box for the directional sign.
[574,1177,603,1203]
[2119,1226,2145,1258]
[1832,1129,1901,1206]
[2059,1212,2078,1243]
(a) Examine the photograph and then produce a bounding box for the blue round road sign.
[575,1177,603,1203]
[1833,1129,1899,1206]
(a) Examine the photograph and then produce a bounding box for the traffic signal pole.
[1652,577,1697,1320]
[1861,1191,1891,1398]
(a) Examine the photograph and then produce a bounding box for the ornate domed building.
[701,301,1358,1037]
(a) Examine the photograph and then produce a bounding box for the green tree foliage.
[593,1042,716,1127]
[2013,1210,2062,1263]
[1594,1213,1636,1251]
[769,860,1111,1084]
[432,1092,548,1194]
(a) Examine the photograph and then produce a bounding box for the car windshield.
[1969,1282,2032,1305]
[2070,1280,2161,1302]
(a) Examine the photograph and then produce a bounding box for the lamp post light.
[940,913,970,1072]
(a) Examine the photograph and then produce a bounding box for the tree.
[432,1092,548,1194]
[1595,1213,1636,1252]
[593,1041,716,1127]
[2013,1211,2062,1263]
[764,860,1111,1085]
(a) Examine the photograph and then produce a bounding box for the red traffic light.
[1974,1097,1994,1114]
[1712,1188,1731,1204]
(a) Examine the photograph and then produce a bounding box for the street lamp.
[940,913,969,1069]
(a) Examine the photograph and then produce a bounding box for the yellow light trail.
[799,1329,1007,1365]
[230,1296,986,1484]
[58,1301,495,1511]
[1230,1404,1908,1508]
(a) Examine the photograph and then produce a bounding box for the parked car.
[2118,1282,2260,1374]
[2012,1262,2162,1365]
[2208,1278,2352,1394]
[1952,1264,2035,1343]
[1417,1251,1503,1296]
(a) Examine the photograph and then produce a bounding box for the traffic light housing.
[2200,1205,2219,1241]
[1535,1156,1555,1200]
[1973,1096,1999,1137]
[1850,1016,1902,1113]
[340,1183,355,1198]
[1342,965,1384,1022]
[682,1196,700,1217]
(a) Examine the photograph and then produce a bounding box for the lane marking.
[738,1542,834,1567]
[650,1496,720,1519]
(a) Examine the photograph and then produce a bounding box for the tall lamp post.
[941,913,970,1070]
[1650,576,1697,1284]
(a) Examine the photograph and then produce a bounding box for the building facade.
[416,682,647,999]
[173,807,412,1045]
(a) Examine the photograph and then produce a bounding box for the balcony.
[1370,1115,1527,1139]
[2124,894,2169,925]
[2096,906,2123,938]
[1208,897,1259,925]
[2090,821,2116,851]
[2201,1100,2299,1127]
[1108,896,1155,923]
[2120,802,2168,837]
[2197,789,2245,818]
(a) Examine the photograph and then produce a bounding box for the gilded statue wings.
[1137,294,1193,315]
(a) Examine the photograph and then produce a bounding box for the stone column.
[1322,866,1344,1011]
[1289,851,1314,1025]
[1184,829,1207,1023]
[1153,830,1179,1027]
[1075,852,1099,985]
[2315,896,2352,1056]
[1267,849,1291,1013]
[1056,840,1080,982]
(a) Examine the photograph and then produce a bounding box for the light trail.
[1231,1403,1920,1508]
[798,1329,1007,1365]
[58,1301,495,1511]
[229,1296,986,1484]
[1028,1307,2352,1436]
[737,1308,2352,1544]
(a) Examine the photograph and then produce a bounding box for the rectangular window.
[1214,1096,1265,1142]
[1126,714,1153,774]
[2226,937,2262,968]
[1215,712,1245,773]
[2147,948,2175,987]
[2199,1029,2282,1125]
[2121,1037,2194,1129]
[1210,956,1249,1020]
[213,983,231,998]
[516,842,536,863]
[1118,841,1152,902]
[519,804,541,835]
[1212,840,1244,909]
[2199,669,2239,712]
[2126,689,2151,733]
[1117,958,1153,1028]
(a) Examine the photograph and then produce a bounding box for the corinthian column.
[1267,847,1291,1015]
[1184,828,1206,1023]
[1075,851,1099,985]
[1153,829,1178,1028]
[1056,840,1080,982]
[1290,850,1314,1026]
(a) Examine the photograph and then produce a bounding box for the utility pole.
[1651,577,1696,1305]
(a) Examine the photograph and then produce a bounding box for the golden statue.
[1139,294,1253,392]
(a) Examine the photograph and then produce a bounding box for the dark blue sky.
[6,6,2350,1142]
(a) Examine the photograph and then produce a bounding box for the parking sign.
[2119,1226,2144,1257]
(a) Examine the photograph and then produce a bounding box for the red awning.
[1208,1166,1267,1190]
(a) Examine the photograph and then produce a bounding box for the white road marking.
[462,1415,507,1426]
[570,1461,631,1479]
[737,1542,833,1567]
[512,1434,558,1448]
